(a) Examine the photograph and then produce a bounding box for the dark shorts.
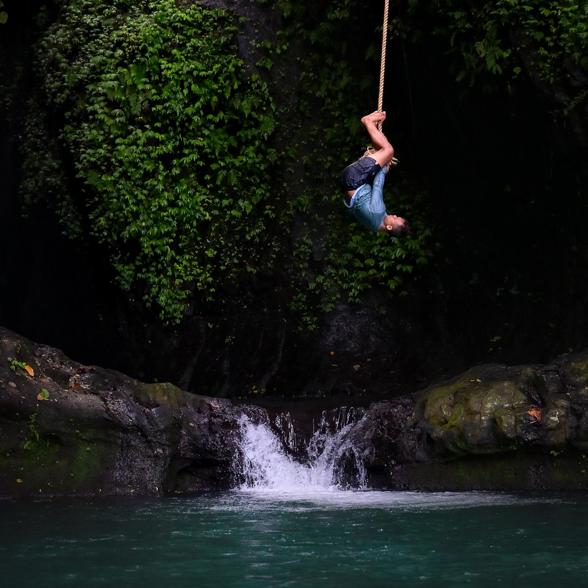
[340,156,381,191]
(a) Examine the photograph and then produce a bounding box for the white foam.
[238,409,366,491]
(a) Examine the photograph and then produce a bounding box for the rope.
[377,0,390,130]
[364,0,395,162]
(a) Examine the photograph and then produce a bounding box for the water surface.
[1,490,586,588]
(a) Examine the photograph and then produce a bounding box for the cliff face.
[0,0,452,401]
[0,0,586,404]
[0,327,241,498]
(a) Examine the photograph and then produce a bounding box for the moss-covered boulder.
[349,355,588,490]
[419,366,544,455]
[0,327,241,498]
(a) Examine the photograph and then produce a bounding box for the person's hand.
[371,111,386,123]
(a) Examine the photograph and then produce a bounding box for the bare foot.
[361,111,386,127]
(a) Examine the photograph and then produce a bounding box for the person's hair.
[397,221,411,236]
[386,220,411,236]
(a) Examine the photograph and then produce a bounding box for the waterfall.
[238,408,367,491]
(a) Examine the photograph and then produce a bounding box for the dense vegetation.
[18,0,434,326]
[405,0,588,85]
[21,0,279,321]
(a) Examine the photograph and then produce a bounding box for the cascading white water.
[238,408,367,492]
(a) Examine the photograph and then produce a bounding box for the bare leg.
[361,112,390,149]
[361,111,394,167]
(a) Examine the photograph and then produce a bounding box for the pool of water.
[1,490,587,588]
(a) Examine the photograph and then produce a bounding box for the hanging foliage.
[22,0,277,322]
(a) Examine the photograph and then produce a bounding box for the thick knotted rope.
[365,0,395,163]
[377,0,390,130]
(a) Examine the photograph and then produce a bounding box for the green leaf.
[37,388,50,401]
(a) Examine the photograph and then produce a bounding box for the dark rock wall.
[0,0,126,372]
[0,326,241,498]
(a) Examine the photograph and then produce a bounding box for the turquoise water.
[1,490,587,588]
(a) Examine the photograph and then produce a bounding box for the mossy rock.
[0,326,242,498]
[563,351,588,384]
[0,430,109,497]
[420,368,531,456]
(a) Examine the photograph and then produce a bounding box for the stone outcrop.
[350,358,588,490]
[0,327,241,498]
[4,324,588,497]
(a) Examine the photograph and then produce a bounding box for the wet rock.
[419,368,533,455]
[352,355,588,490]
[0,327,242,498]
[5,324,588,496]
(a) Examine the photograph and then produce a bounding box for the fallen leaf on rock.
[23,364,34,377]
[68,375,81,391]
[528,407,542,423]
[37,388,50,401]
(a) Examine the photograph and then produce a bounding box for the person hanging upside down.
[341,111,408,234]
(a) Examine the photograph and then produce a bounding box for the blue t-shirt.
[344,182,386,232]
